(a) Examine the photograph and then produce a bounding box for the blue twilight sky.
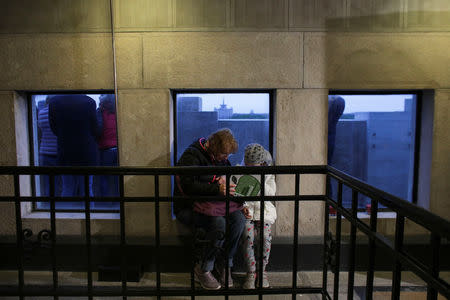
[179,93,412,114]
[34,93,413,115]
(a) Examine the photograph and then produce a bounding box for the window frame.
[27,90,119,213]
[171,89,275,167]
[328,89,424,207]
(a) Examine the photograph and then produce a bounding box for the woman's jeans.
[193,210,246,272]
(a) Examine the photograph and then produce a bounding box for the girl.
[241,143,277,289]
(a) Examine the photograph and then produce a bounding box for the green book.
[232,174,261,197]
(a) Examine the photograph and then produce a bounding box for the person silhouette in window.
[95,94,119,200]
[328,96,345,164]
[49,94,100,199]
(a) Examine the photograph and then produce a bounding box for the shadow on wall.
[323,13,446,88]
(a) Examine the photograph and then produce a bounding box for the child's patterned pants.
[242,220,272,273]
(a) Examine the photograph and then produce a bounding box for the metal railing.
[0,165,448,299]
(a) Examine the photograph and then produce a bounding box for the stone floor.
[0,270,448,299]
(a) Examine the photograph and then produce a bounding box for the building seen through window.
[31,93,119,212]
[175,92,272,166]
[328,93,418,209]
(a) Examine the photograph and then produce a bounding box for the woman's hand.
[242,207,252,219]
[218,176,236,196]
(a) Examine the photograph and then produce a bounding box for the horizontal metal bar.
[0,165,327,176]
[0,195,326,203]
[0,286,324,297]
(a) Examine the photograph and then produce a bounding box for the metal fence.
[0,165,449,299]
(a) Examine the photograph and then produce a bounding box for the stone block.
[0,92,17,165]
[372,0,403,31]
[116,34,143,88]
[233,0,287,29]
[275,89,327,237]
[430,89,450,220]
[276,89,328,165]
[289,0,346,31]
[142,32,302,88]
[406,0,450,31]
[114,0,173,31]
[0,0,111,33]
[117,89,170,168]
[304,32,450,89]
[0,34,114,90]
[175,0,227,29]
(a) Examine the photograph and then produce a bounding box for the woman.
[174,128,245,290]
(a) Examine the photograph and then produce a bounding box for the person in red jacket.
[96,94,119,200]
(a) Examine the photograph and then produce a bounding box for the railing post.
[14,174,24,300]
[84,175,93,300]
[427,233,440,300]
[322,174,330,300]
[49,174,58,299]
[154,175,161,299]
[333,182,342,300]
[347,190,358,300]
[392,214,405,300]
[119,174,127,299]
[225,174,230,299]
[258,171,265,299]
[365,198,378,300]
[293,173,300,300]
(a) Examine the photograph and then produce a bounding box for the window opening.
[174,91,273,166]
[30,92,119,212]
[328,92,419,209]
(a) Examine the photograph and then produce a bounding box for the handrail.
[0,165,327,175]
[327,165,450,240]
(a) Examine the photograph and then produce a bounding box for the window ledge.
[22,211,120,220]
[357,212,396,219]
[330,212,397,219]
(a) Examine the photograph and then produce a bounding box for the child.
[241,143,277,289]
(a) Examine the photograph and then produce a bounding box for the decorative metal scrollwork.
[22,229,52,262]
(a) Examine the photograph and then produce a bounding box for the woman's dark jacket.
[173,138,230,215]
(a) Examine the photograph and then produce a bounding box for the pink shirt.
[98,111,117,149]
[194,200,243,217]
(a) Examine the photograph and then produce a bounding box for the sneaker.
[243,272,256,289]
[262,271,270,288]
[194,264,221,290]
[217,267,233,288]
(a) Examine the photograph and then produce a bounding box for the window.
[328,92,420,209]
[29,92,119,212]
[173,91,273,166]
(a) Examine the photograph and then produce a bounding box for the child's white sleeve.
[264,174,277,196]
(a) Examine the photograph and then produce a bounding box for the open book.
[231,174,261,197]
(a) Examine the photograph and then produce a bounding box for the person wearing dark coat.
[328,96,345,163]
[49,94,100,197]
[174,128,245,290]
